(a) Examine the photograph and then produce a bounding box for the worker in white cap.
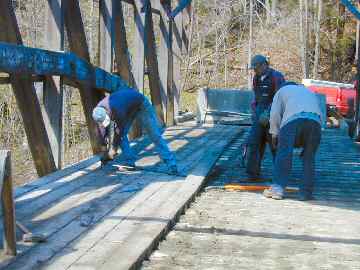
[92,87,178,174]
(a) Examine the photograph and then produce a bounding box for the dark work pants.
[246,110,276,176]
[273,118,321,195]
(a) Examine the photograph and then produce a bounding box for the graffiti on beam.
[0,42,130,93]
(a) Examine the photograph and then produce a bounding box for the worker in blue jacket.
[245,55,285,178]
[92,87,178,174]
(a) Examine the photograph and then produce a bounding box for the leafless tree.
[313,0,322,79]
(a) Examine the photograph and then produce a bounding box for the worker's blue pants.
[116,98,176,167]
[246,106,275,176]
[271,118,321,196]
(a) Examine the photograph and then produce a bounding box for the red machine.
[302,79,357,118]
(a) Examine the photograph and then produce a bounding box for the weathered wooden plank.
[0,0,56,176]
[144,1,165,125]
[0,175,127,269]
[5,172,180,270]
[32,125,242,270]
[43,0,64,169]
[79,128,241,270]
[113,1,135,85]
[46,176,183,270]
[63,0,105,154]
[0,151,16,256]
[158,0,175,126]
[99,0,113,73]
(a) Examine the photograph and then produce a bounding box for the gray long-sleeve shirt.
[269,84,322,136]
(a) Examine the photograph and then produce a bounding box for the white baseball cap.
[92,107,110,128]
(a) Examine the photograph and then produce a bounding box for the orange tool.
[224,184,298,192]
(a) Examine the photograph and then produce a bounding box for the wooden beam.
[113,1,135,85]
[99,0,113,73]
[0,0,56,176]
[63,0,106,154]
[129,0,147,138]
[159,0,175,126]
[144,1,165,124]
[181,3,191,54]
[0,150,16,256]
[173,4,183,116]
[0,42,129,92]
[43,0,64,169]
[0,75,47,84]
[133,0,146,91]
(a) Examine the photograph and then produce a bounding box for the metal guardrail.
[196,88,254,125]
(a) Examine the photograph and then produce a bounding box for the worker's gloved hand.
[107,148,118,160]
[272,136,278,149]
[101,148,118,164]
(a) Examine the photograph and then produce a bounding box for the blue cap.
[250,55,268,69]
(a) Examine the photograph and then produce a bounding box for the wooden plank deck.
[0,122,243,270]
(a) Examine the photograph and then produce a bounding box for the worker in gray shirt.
[263,82,322,200]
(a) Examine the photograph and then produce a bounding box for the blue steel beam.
[0,42,130,93]
[341,0,360,20]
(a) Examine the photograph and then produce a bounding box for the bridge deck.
[142,128,360,270]
[0,122,243,270]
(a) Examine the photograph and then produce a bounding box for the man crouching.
[264,82,322,200]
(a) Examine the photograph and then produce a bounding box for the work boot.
[263,187,283,200]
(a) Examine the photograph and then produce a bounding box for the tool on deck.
[224,184,299,192]
[16,221,46,243]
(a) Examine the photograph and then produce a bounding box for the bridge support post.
[144,1,165,125]
[63,0,106,154]
[43,0,65,169]
[159,0,175,126]
[0,150,16,256]
[173,4,183,117]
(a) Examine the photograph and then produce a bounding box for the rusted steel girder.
[0,42,130,93]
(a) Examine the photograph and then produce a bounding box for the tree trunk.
[299,0,309,78]
[271,0,277,18]
[248,0,254,89]
[313,0,322,79]
[265,0,271,24]
[337,1,346,40]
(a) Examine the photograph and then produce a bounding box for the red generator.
[302,79,356,118]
